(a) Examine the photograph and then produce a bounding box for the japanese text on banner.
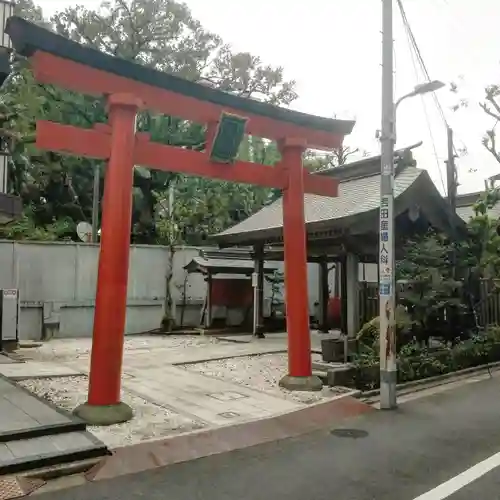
[379,195,391,283]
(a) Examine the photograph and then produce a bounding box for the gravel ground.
[181,353,352,405]
[21,335,223,364]
[19,376,205,449]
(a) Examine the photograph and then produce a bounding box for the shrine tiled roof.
[213,144,466,245]
[184,249,279,275]
[214,166,422,244]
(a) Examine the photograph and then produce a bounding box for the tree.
[451,77,499,165]
[4,0,298,243]
[14,0,47,26]
[394,189,500,340]
[480,84,500,165]
[264,270,284,318]
[304,145,369,172]
[397,230,465,343]
[457,188,500,326]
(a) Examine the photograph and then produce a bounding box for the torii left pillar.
[74,94,141,425]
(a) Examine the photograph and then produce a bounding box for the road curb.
[85,394,373,482]
[357,361,500,399]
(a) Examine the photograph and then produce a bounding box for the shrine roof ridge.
[315,142,423,182]
[6,16,355,137]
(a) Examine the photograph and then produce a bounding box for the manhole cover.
[218,411,240,419]
[330,428,369,439]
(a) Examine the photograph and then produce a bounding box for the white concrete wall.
[0,241,209,340]
[0,240,378,340]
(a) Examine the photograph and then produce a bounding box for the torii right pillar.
[278,138,323,392]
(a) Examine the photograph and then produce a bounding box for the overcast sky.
[37,0,500,195]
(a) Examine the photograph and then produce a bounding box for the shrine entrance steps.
[0,373,107,476]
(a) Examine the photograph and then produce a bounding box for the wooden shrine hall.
[184,248,281,331]
[212,143,467,338]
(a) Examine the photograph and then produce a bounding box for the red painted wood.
[36,121,111,158]
[328,296,342,324]
[211,279,253,308]
[135,138,285,189]
[36,120,339,197]
[86,95,142,406]
[280,142,313,378]
[32,51,345,150]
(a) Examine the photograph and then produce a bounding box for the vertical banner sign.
[379,194,392,296]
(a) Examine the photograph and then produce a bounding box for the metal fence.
[358,279,500,330]
[478,280,500,327]
[359,281,379,328]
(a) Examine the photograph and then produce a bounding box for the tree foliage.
[2,0,297,243]
[397,230,464,339]
[460,189,500,282]
[390,189,500,341]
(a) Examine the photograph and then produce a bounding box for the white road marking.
[413,450,500,499]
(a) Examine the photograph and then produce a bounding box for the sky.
[37,0,500,195]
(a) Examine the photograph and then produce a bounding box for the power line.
[398,0,472,164]
[396,0,448,126]
[397,0,447,192]
[433,0,474,158]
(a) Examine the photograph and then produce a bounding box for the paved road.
[39,377,500,500]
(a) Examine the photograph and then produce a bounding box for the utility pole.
[446,126,457,214]
[445,126,458,286]
[379,0,397,410]
[91,164,100,243]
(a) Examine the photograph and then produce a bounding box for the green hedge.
[351,328,500,391]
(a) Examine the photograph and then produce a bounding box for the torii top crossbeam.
[5,15,356,423]
[6,17,355,197]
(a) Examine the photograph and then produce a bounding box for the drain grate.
[330,428,369,439]
[0,477,45,499]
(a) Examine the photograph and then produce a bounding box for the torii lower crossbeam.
[36,120,339,196]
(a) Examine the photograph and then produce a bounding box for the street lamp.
[395,80,445,111]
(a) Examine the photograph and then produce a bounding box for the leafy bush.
[351,327,500,390]
[356,304,413,349]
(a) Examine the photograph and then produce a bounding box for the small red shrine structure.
[7,16,354,424]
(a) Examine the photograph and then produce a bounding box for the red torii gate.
[7,17,354,424]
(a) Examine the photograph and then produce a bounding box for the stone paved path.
[0,377,70,435]
[123,365,300,426]
[0,334,351,449]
